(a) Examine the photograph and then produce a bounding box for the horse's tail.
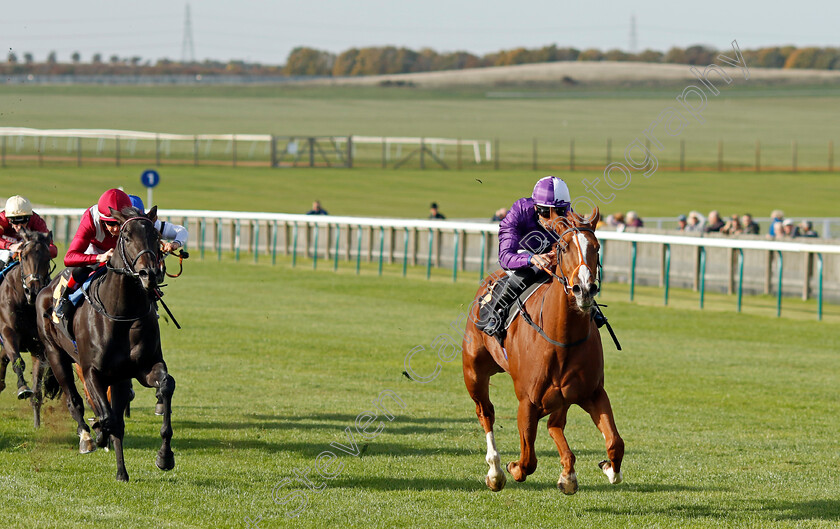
[43,366,63,400]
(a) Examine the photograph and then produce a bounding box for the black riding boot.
[482,268,534,336]
[53,284,77,336]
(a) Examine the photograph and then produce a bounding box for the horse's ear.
[146,206,158,223]
[588,207,601,228]
[48,230,54,244]
[572,206,599,228]
[109,207,127,223]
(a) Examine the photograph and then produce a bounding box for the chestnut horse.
[36,206,175,482]
[462,208,624,494]
[0,229,55,427]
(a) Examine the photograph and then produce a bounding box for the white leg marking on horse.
[79,430,96,454]
[602,463,622,484]
[485,431,506,490]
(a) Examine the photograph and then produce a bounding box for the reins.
[14,239,55,300]
[90,216,158,322]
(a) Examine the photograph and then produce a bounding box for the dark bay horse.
[36,206,176,482]
[462,208,624,494]
[0,229,55,427]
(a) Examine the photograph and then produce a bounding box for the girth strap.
[515,298,591,348]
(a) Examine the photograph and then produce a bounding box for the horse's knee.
[157,373,175,398]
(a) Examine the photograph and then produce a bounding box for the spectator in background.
[741,213,760,235]
[626,211,644,228]
[606,212,625,231]
[777,218,798,239]
[491,208,508,222]
[767,210,784,238]
[686,211,705,233]
[721,214,743,236]
[429,202,446,219]
[798,220,819,238]
[306,200,328,215]
[705,210,725,233]
[677,214,688,232]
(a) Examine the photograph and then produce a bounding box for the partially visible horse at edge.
[462,207,624,494]
[0,229,57,427]
[36,205,175,482]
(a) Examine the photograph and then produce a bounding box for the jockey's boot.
[482,269,533,336]
[53,284,76,336]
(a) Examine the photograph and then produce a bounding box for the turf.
[3,165,838,222]
[0,256,838,528]
[1,84,837,171]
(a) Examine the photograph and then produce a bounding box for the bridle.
[540,223,600,295]
[16,239,55,302]
[86,216,159,322]
[106,216,160,281]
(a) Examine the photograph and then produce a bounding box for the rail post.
[402,228,409,277]
[699,247,706,309]
[272,220,278,265]
[291,222,298,267]
[737,248,744,312]
[199,218,206,260]
[253,222,260,263]
[426,229,433,280]
[452,231,459,282]
[630,241,637,301]
[377,226,384,276]
[776,250,783,317]
[313,224,319,270]
[333,225,340,271]
[817,253,824,321]
[355,225,362,275]
[217,220,222,261]
[234,220,241,262]
[663,243,671,305]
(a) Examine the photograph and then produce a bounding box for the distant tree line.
[1,51,283,76]
[283,44,840,76]
[4,45,840,77]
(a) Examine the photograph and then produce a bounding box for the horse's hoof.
[17,386,33,400]
[599,460,622,484]
[506,461,527,482]
[558,472,579,495]
[156,451,175,471]
[116,472,129,482]
[485,472,506,492]
[154,402,165,416]
[79,438,96,454]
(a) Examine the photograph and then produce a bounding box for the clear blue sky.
[2,0,837,64]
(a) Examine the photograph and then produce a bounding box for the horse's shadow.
[587,496,840,522]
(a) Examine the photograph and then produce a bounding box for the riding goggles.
[9,216,30,225]
[536,205,569,219]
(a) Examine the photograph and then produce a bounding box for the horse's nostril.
[572,284,582,295]
[588,283,599,295]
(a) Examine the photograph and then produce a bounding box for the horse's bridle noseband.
[107,216,160,281]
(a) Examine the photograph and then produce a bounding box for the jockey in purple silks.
[482,176,606,336]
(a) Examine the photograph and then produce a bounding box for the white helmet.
[4,195,33,218]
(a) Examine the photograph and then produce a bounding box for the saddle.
[476,273,551,343]
[50,267,106,341]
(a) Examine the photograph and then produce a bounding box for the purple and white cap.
[532,176,571,207]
